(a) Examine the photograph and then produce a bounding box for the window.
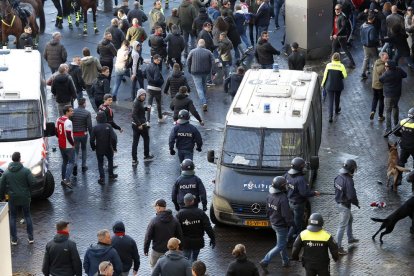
[262,129,302,168]
[0,100,42,141]
[222,127,261,167]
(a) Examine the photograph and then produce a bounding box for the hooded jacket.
[132,90,147,126]
[68,63,85,93]
[91,74,111,102]
[131,41,144,76]
[43,39,67,69]
[360,22,379,47]
[192,12,212,36]
[217,36,233,62]
[90,112,118,154]
[42,233,82,276]
[234,10,247,35]
[226,254,260,276]
[97,39,117,64]
[144,210,183,254]
[0,162,34,206]
[255,38,280,65]
[111,221,140,273]
[178,0,197,32]
[163,70,190,98]
[151,250,192,276]
[266,187,293,228]
[372,58,386,90]
[164,27,186,58]
[51,73,77,103]
[146,62,164,90]
[83,242,122,276]
[170,93,202,122]
[81,56,102,85]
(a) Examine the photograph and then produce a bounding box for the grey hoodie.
[151,250,192,276]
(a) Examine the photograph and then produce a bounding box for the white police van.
[0,48,55,199]
[207,68,322,227]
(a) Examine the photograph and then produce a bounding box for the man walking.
[43,32,67,73]
[255,31,280,69]
[259,177,293,274]
[90,112,118,185]
[178,0,197,57]
[51,64,77,116]
[97,32,117,78]
[334,159,360,255]
[151,238,192,276]
[287,42,306,71]
[56,105,75,189]
[169,110,203,162]
[68,56,86,100]
[187,39,215,112]
[132,89,154,166]
[111,221,140,276]
[176,193,215,263]
[360,13,379,79]
[146,54,167,124]
[0,152,35,245]
[84,229,123,276]
[172,159,207,211]
[99,94,123,133]
[291,213,339,275]
[331,4,355,68]
[144,199,183,268]
[42,221,82,275]
[71,98,92,176]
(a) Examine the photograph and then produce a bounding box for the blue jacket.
[266,190,294,228]
[234,11,246,35]
[334,173,359,208]
[172,174,207,208]
[360,22,379,47]
[285,173,316,204]
[255,2,270,27]
[83,243,123,276]
[169,122,203,151]
[379,67,407,98]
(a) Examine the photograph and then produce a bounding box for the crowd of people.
[2,0,414,275]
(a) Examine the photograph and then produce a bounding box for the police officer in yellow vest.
[393,107,414,187]
[291,213,339,276]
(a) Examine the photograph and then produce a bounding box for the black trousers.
[96,152,113,179]
[331,36,355,65]
[146,90,162,121]
[132,125,150,160]
[305,263,330,276]
[399,148,414,168]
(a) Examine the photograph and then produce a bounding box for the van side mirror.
[44,122,56,137]
[207,150,216,164]
[310,156,319,170]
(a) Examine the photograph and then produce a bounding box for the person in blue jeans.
[0,152,35,245]
[112,40,131,101]
[274,0,284,29]
[260,176,293,274]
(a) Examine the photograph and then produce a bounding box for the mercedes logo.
[251,203,261,214]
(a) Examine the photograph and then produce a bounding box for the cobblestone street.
[6,0,414,275]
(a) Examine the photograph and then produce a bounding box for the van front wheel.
[41,171,55,199]
[209,203,221,226]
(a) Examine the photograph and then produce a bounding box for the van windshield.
[0,100,42,142]
[222,127,302,169]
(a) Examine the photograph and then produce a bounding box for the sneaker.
[112,95,117,102]
[378,116,385,121]
[348,63,356,69]
[259,261,269,274]
[98,178,104,185]
[28,239,34,244]
[11,240,18,246]
[370,111,375,120]
[132,160,138,166]
[145,121,151,128]
[361,73,367,79]
[109,174,118,179]
[82,166,88,173]
[335,107,341,115]
[282,261,290,267]
[206,81,215,86]
[275,26,280,30]
[348,238,359,244]
[203,104,208,112]
[338,247,348,255]
[61,179,73,189]
[72,166,77,176]
[329,117,333,123]
[144,154,155,162]
[158,115,167,123]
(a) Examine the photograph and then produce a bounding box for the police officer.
[291,213,339,276]
[172,159,207,211]
[176,193,215,263]
[169,110,203,163]
[285,157,320,242]
[334,159,360,255]
[259,176,293,274]
[393,108,414,187]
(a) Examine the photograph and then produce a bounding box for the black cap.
[154,199,166,207]
[56,220,70,231]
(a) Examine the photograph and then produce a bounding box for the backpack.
[125,49,133,69]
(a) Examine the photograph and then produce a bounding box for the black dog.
[371,196,414,244]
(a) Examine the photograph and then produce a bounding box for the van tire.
[209,203,221,225]
[40,171,55,199]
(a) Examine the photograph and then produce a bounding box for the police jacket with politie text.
[285,173,316,204]
[42,233,82,276]
[321,60,347,92]
[176,205,215,249]
[334,173,359,208]
[172,174,207,208]
[169,122,203,151]
[266,188,294,228]
[144,210,183,254]
[291,229,339,265]
[394,118,414,150]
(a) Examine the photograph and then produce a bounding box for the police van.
[0,48,55,199]
[207,69,322,227]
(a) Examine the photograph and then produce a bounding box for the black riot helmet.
[288,157,306,175]
[339,159,357,175]
[408,107,414,119]
[307,213,324,232]
[177,109,190,124]
[271,176,287,191]
[181,159,195,171]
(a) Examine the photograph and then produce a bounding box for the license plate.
[244,220,269,227]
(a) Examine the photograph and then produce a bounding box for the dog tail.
[396,166,411,172]
[371,217,386,223]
